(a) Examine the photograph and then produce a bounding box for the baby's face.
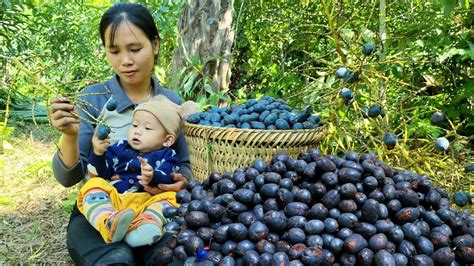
[128,111,170,153]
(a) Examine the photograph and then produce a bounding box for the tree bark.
[170,0,234,96]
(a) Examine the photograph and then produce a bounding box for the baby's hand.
[137,157,153,186]
[92,127,110,155]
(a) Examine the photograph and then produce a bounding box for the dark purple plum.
[185,211,210,229]
[430,231,450,248]
[411,254,434,266]
[235,240,255,257]
[323,218,339,234]
[253,159,266,173]
[321,172,338,187]
[453,235,473,248]
[263,198,279,212]
[395,207,420,223]
[328,238,344,254]
[272,252,290,266]
[206,204,225,222]
[284,202,309,217]
[227,201,247,218]
[288,228,306,244]
[233,188,254,204]
[306,235,324,248]
[264,211,288,232]
[288,216,306,229]
[455,247,474,264]
[221,240,237,255]
[354,222,377,239]
[163,206,178,218]
[237,211,256,226]
[208,172,222,185]
[276,240,291,253]
[260,183,279,199]
[338,167,362,183]
[248,221,269,242]
[242,250,260,266]
[344,151,359,162]
[276,188,294,207]
[256,239,275,254]
[398,240,417,258]
[293,189,312,204]
[374,250,395,266]
[399,189,419,207]
[368,233,388,251]
[315,157,337,173]
[337,228,353,240]
[176,190,192,204]
[361,199,379,223]
[393,253,408,266]
[416,236,434,255]
[321,189,340,209]
[357,248,374,265]
[279,178,294,190]
[264,172,282,184]
[213,225,229,243]
[184,236,204,256]
[300,247,323,265]
[173,245,188,261]
[307,203,328,220]
[338,200,357,213]
[288,243,306,260]
[304,219,325,235]
[245,167,260,181]
[196,227,214,244]
[232,170,247,186]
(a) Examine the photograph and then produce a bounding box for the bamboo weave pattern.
[183,122,324,181]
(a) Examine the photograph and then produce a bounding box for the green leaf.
[439,48,470,62]
[443,0,456,18]
[203,83,213,94]
[183,71,198,95]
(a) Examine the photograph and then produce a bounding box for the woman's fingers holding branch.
[49,96,80,135]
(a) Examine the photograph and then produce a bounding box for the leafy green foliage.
[0,1,183,101]
[231,0,472,193]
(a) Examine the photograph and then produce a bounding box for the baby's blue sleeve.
[149,149,179,186]
[88,145,117,179]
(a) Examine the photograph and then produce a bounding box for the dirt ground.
[0,121,76,264]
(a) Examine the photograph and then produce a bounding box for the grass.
[0,120,75,264]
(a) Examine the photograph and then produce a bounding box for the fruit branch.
[6,56,58,95]
[322,1,347,65]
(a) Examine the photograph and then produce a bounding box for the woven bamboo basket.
[183,122,324,181]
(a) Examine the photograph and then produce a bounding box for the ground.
[0,121,75,264]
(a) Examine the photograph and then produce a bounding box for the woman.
[49,3,189,264]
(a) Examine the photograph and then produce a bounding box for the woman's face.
[104,21,158,88]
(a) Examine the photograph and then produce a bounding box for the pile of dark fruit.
[155,149,473,265]
[186,96,321,130]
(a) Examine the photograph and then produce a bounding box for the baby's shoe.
[124,214,163,247]
[104,208,136,243]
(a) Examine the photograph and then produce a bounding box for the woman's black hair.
[99,3,160,63]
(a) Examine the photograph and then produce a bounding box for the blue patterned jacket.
[88,140,178,193]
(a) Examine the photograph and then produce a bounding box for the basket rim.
[183,121,324,134]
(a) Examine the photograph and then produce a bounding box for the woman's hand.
[49,96,80,136]
[91,128,110,156]
[143,172,188,195]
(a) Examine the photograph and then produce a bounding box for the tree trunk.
[170,0,234,98]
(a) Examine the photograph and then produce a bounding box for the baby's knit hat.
[133,95,199,137]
